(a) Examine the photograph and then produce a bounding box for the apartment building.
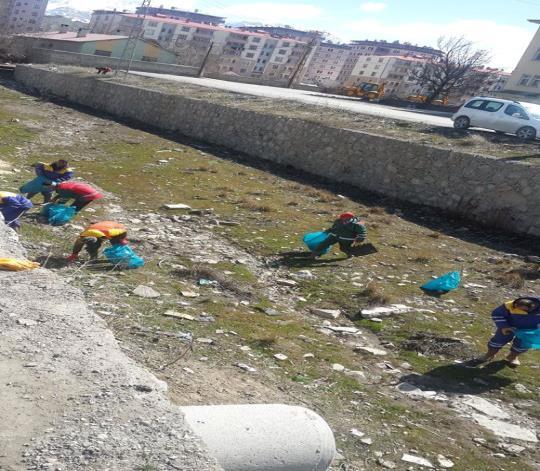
[503,19,540,98]
[239,26,322,42]
[345,54,427,98]
[41,14,88,33]
[337,39,440,85]
[300,42,350,87]
[135,6,224,25]
[0,0,49,34]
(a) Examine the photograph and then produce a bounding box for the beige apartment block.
[300,42,350,87]
[503,19,540,98]
[1,0,48,34]
[345,55,427,98]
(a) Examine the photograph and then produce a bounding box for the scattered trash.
[515,328,540,349]
[198,278,218,286]
[181,290,200,298]
[421,271,461,294]
[17,318,37,327]
[350,428,365,438]
[104,245,144,269]
[354,346,387,356]
[0,258,40,271]
[41,203,76,226]
[360,304,411,319]
[303,231,331,254]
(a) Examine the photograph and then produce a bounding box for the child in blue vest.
[468,297,540,368]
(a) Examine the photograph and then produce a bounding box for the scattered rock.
[514,383,530,394]
[350,428,364,438]
[354,345,387,356]
[162,311,195,321]
[133,285,160,298]
[274,353,288,361]
[323,325,360,335]
[332,363,345,372]
[17,318,37,327]
[360,304,411,319]
[180,290,200,298]
[499,443,525,455]
[235,363,257,373]
[303,353,315,359]
[360,437,373,445]
[459,396,510,420]
[311,308,341,320]
[377,458,397,469]
[437,455,454,468]
[196,338,214,344]
[277,278,298,287]
[472,414,538,442]
[401,453,433,468]
[163,203,191,210]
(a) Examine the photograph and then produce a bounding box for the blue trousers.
[488,329,528,354]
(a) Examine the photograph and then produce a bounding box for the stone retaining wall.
[28,49,199,76]
[14,65,540,237]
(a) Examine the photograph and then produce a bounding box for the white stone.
[303,353,315,359]
[350,428,364,438]
[401,453,433,468]
[344,370,367,381]
[460,396,510,419]
[274,353,288,361]
[240,346,251,352]
[360,437,373,445]
[332,363,345,372]
[355,346,387,356]
[437,455,454,468]
[163,203,192,210]
[472,414,538,442]
[310,308,341,320]
[277,278,297,287]
[132,285,160,298]
[235,363,257,373]
[17,318,37,327]
[181,290,200,298]
[163,311,195,321]
[360,304,411,319]
[499,443,525,455]
[196,338,214,344]
[324,325,360,334]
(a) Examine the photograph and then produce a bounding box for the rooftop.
[19,32,128,42]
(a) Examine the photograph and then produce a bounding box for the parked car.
[452,97,540,140]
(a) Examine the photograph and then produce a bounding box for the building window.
[530,75,540,87]
[248,45,257,50]
[252,37,261,43]
[518,74,531,86]
[240,68,247,73]
[94,50,112,57]
[182,26,190,32]
[535,49,540,61]
[282,42,290,47]
[278,49,286,55]
[141,56,157,62]
[148,21,158,27]
[370,72,376,76]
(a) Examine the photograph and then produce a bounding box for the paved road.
[131,71,454,128]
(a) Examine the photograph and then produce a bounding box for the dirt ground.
[1,78,539,470]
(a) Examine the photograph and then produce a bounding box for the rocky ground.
[0,78,539,470]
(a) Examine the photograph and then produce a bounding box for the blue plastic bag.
[103,245,144,269]
[40,203,76,226]
[303,231,332,254]
[421,271,461,293]
[515,329,540,350]
[20,176,51,194]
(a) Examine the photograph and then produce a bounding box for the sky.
[48,0,540,71]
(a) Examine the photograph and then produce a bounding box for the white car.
[452,97,540,140]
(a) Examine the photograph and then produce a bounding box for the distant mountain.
[46,7,91,23]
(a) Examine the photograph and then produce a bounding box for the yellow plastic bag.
[0,258,40,271]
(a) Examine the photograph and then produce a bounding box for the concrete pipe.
[180,404,336,471]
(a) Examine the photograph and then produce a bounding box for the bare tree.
[412,36,490,104]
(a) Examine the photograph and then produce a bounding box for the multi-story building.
[299,42,350,87]
[503,19,540,99]
[337,39,440,85]
[239,26,322,42]
[135,6,224,25]
[1,0,49,34]
[345,54,428,98]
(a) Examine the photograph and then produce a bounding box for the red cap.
[339,212,355,220]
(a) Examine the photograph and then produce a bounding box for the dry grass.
[412,251,433,264]
[499,271,526,289]
[367,206,386,215]
[175,265,253,297]
[359,282,392,306]
[240,198,276,213]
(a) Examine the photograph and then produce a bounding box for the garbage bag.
[515,329,540,350]
[421,271,461,293]
[103,245,144,269]
[0,258,40,271]
[41,203,76,226]
[19,176,51,194]
[303,231,332,254]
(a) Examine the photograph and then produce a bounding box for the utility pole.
[287,37,317,89]
[197,42,214,78]
[119,0,151,77]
